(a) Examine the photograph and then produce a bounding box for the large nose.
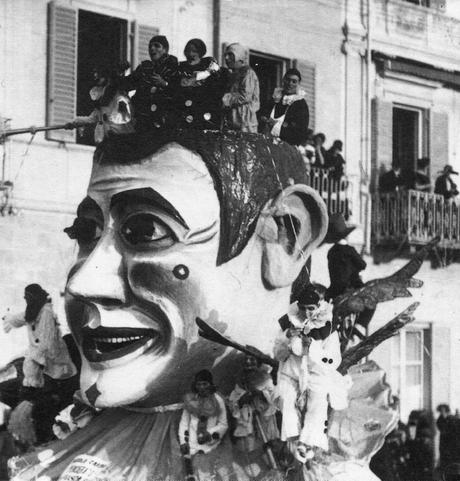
[66,233,127,305]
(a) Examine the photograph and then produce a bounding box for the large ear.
[257,185,328,288]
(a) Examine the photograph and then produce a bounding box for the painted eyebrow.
[110,188,189,229]
[77,196,103,220]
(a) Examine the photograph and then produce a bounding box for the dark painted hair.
[94,130,317,266]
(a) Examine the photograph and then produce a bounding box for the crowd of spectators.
[378,159,459,201]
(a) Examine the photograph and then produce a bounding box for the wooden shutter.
[431,325,450,408]
[132,23,159,67]
[430,110,449,185]
[293,59,315,131]
[371,98,393,190]
[47,3,77,142]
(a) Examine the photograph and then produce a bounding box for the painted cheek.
[128,261,205,341]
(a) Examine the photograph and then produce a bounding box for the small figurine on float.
[179,370,231,480]
[229,355,279,475]
[66,65,135,144]
[175,38,224,129]
[275,285,351,463]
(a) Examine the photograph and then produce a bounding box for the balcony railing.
[306,167,350,218]
[372,190,460,248]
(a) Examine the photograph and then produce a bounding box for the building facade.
[1,0,460,427]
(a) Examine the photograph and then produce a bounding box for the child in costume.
[179,370,228,456]
[275,286,351,463]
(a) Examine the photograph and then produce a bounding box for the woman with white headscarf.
[222,43,260,133]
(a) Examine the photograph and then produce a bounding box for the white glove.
[2,311,25,333]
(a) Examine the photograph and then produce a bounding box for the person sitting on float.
[222,43,260,133]
[275,285,350,463]
[179,370,227,456]
[175,38,223,129]
[66,66,135,144]
[261,68,309,148]
[120,35,178,131]
[179,370,232,480]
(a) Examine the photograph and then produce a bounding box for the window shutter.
[132,23,159,68]
[371,98,393,190]
[293,59,315,131]
[430,111,449,185]
[432,325,450,408]
[47,3,77,142]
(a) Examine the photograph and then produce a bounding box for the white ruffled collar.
[273,87,306,106]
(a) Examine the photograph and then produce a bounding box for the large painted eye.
[120,213,175,248]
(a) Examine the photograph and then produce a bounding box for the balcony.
[371,0,460,65]
[372,190,460,249]
[306,167,350,218]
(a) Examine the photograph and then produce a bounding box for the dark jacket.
[267,98,309,146]
[379,170,405,193]
[121,54,179,129]
[325,149,345,180]
[434,174,459,200]
[174,57,226,129]
[326,243,366,300]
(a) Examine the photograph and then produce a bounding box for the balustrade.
[372,190,460,248]
[306,167,350,218]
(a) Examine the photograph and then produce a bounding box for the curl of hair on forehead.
[93,130,311,265]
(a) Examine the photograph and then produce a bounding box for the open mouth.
[82,326,160,362]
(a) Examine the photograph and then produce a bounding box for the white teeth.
[94,335,144,344]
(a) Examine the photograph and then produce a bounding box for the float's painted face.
[65,143,290,408]
[65,144,224,408]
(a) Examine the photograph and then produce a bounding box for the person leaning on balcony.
[378,165,405,194]
[312,132,327,168]
[325,139,346,180]
[434,165,459,201]
[222,43,260,133]
[260,68,309,147]
[407,157,431,193]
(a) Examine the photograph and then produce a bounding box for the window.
[249,51,287,124]
[390,327,432,422]
[404,0,430,6]
[46,3,157,144]
[392,105,428,180]
[403,0,446,10]
[77,10,127,145]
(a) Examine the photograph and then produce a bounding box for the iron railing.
[372,190,460,248]
[306,167,350,218]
